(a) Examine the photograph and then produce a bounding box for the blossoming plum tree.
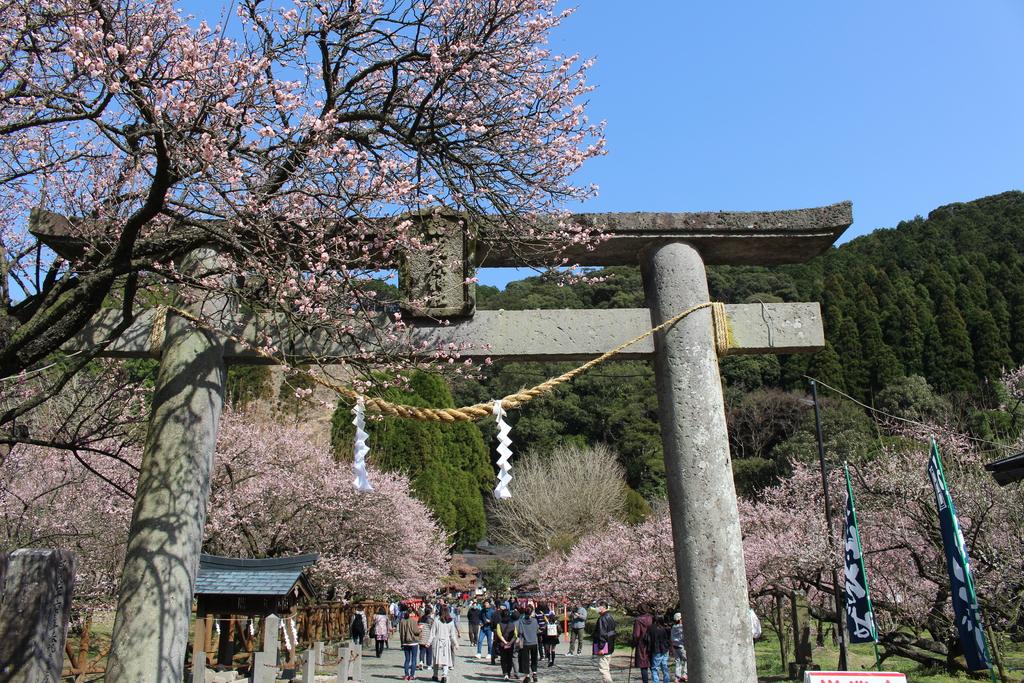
[0,410,449,604]
[529,506,677,614]
[0,0,604,439]
[532,431,1023,672]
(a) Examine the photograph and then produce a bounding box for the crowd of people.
[347,596,689,683]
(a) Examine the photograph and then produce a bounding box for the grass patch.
[755,628,1024,683]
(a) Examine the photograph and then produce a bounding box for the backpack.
[350,613,366,642]
[501,625,518,650]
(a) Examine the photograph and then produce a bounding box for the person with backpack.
[593,602,617,683]
[495,609,519,680]
[399,607,422,681]
[542,611,561,667]
[517,607,541,682]
[646,615,672,683]
[347,605,367,683]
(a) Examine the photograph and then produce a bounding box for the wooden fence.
[60,600,388,680]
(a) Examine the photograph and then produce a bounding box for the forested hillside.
[457,191,1024,498]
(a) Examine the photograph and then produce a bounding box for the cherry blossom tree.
[529,505,677,614]
[530,433,1024,672]
[0,441,134,604]
[204,409,450,598]
[0,409,450,604]
[0,0,604,439]
[741,439,1024,672]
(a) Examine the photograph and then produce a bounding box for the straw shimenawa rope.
[159,301,731,423]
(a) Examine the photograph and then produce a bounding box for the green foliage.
[122,358,160,388]
[732,457,780,497]
[623,486,652,524]
[226,365,273,408]
[330,371,490,548]
[875,375,948,422]
[277,366,319,417]
[772,396,880,467]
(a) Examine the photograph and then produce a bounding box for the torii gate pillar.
[643,242,754,680]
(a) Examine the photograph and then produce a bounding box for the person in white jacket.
[429,606,460,683]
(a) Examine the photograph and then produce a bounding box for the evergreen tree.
[855,283,904,394]
[330,372,490,547]
[965,308,1013,380]
[932,296,976,392]
[806,343,844,391]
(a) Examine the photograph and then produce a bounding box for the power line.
[803,375,1018,454]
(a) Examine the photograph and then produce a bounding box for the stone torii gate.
[54,202,851,681]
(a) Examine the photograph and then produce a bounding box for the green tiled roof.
[195,553,319,596]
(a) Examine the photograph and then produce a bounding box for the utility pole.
[810,379,848,670]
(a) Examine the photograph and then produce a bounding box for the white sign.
[805,673,907,683]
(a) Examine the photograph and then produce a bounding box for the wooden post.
[774,591,788,676]
[191,613,206,683]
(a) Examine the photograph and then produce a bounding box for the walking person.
[467,600,482,646]
[374,607,391,658]
[632,609,654,683]
[517,607,541,682]
[568,604,587,656]
[429,606,460,683]
[476,599,495,661]
[391,601,401,628]
[593,602,617,683]
[670,613,687,683]
[495,609,519,680]
[646,616,671,683]
[400,607,422,681]
[450,602,462,640]
[345,605,367,683]
[542,611,561,667]
[418,607,434,671]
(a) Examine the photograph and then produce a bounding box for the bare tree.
[489,442,627,555]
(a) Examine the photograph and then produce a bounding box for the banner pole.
[844,462,881,668]
[930,439,996,677]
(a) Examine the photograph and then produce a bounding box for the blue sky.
[184,1,1024,288]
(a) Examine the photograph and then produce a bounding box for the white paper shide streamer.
[351,398,373,491]
[493,400,513,499]
[280,619,292,650]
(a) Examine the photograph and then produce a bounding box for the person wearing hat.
[593,602,617,683]
[670,612,687,682]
